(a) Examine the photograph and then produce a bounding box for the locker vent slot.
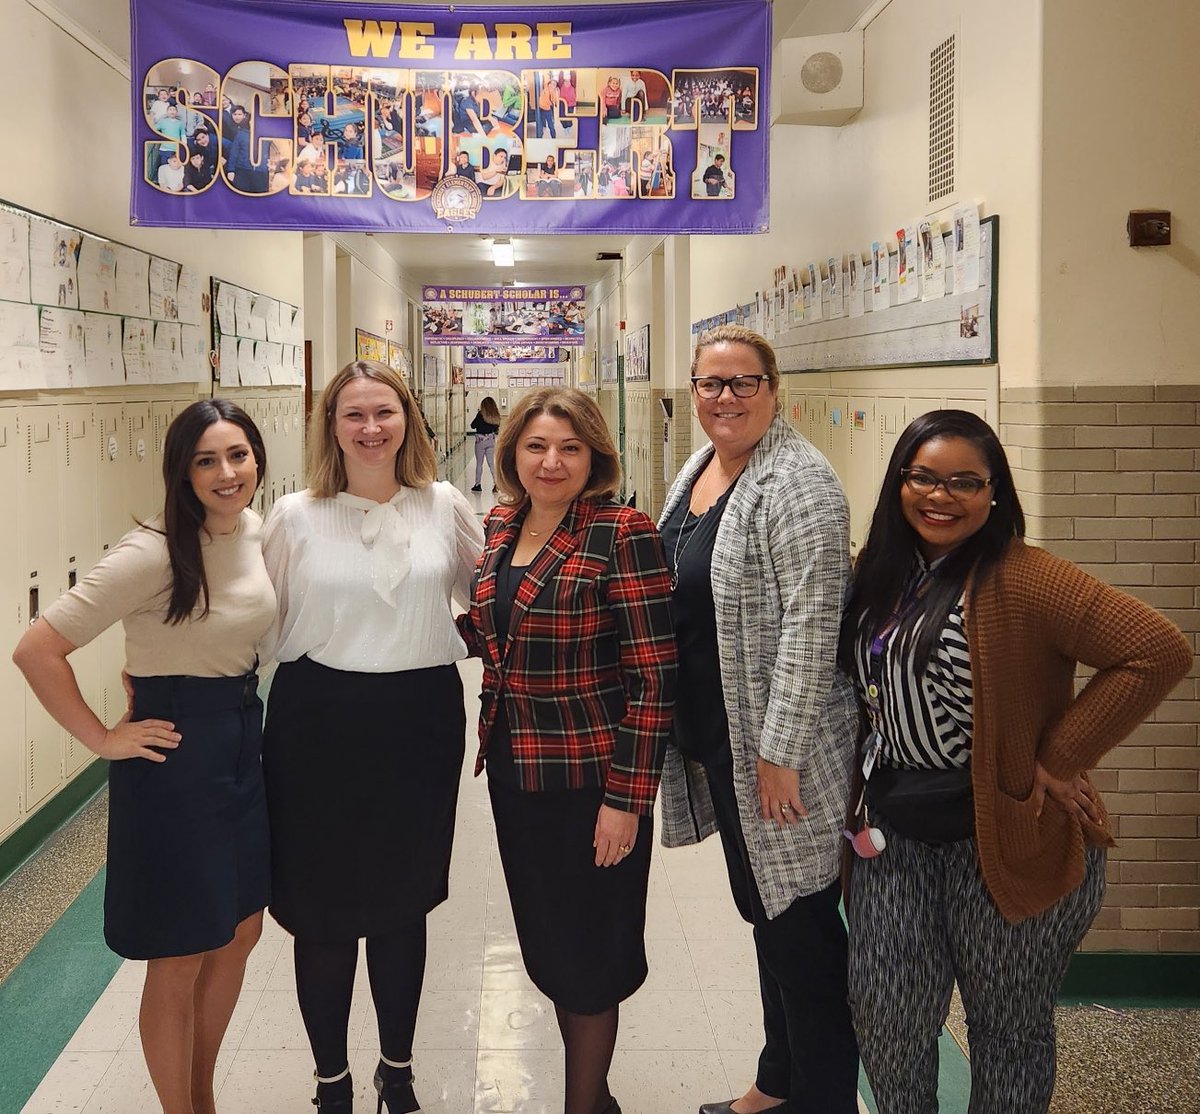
[928,34,956,203]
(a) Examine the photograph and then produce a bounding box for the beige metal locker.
[124,403,156,524]
[60,404,101,777]
[846,397,877,551]
[0,409,24,838]
[94,402,132,743]
[825,394,850,488]
[18,406,65,811]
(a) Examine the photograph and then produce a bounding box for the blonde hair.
[690,324,782,413]
[307,360,437,497]
[495,388,621,506]
[479,395,501,424]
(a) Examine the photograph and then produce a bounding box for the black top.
[472,412,500,435]
[484,547,526,785]
[660,478,739,766]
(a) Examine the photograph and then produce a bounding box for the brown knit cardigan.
[965,540,1192,923]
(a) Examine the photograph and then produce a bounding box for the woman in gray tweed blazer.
[657,326,860,1114]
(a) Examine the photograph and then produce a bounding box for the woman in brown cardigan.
[839,409,1190,1114]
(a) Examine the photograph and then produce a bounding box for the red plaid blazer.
[460,498,677,815]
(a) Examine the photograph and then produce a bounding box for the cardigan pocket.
[994,789,1044,862]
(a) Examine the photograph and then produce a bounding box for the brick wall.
[999,384,1200,952]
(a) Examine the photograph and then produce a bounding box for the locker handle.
[28,586,39,625]
[68,569,78,589]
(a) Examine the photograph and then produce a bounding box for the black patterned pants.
[847,821,1105,1114]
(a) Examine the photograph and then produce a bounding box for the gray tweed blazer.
[657,415,859,917]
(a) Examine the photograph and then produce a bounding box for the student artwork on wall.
[386,340,412,377]
[691,211,997,373]
[0,199,209,389]
[128,0,770,236]
[355,328,386,362]
[625,323,650,382]
[213,277,303,387]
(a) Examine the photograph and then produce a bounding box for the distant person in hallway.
[658,325,861,1114]
[459,388,677,1114]
[14,399,275,1114]
[469,394,501,492]
[260,360,483,1113]
[839,409,1191,1114]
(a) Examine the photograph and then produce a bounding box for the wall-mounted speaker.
[772,31,864,127]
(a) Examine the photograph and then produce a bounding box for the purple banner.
[130,0,770,235]
[424,285,585,346]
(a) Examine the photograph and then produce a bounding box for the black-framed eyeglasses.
[690,374,771,399]
[900,468,993,499]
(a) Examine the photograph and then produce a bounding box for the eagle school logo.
[431,176,483,223]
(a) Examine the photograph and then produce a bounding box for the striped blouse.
[852,554,974,770]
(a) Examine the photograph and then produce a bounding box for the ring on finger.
[780,803,791,813]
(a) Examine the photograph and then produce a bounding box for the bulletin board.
[355,328,386,363]
[212,277,304,388]
[0,198,209,390]
[386,340,412,378]
[776,215,999,374]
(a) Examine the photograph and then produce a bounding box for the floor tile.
[475,1049,563,1114]
[239,989,369,1052]
[361,990,481,1052]
[642,938,700,992]
[478,989,560,1051]
[350,1047,476,1114]
[481,935,537,993]
[63,993,140,1053]
[704,991,765,1051]
[687,936,760,991]
[675,897,750,941]
[618,990,717,1051]
[609,1049,731,1112]
[215,1049,319,1113]
[19,1052,114,1113]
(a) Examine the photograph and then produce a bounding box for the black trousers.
[705,760,860,1113]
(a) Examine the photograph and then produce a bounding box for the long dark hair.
[161,399,266,624]
[839,410,1024,673]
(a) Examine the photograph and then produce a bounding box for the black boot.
[373,1060,420,1114]
[312,1071,353,1110]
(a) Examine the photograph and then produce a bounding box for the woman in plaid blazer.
[460,388,677,1114]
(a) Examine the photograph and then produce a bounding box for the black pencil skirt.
[106,673,270,961]
[488,776,652,1014]
[262,656,465,941]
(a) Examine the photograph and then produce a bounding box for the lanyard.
[864,569,934,720]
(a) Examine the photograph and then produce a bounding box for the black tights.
[555,1003,618,1114]
[294,920,427,1078]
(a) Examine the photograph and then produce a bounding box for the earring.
[990,499,997,506]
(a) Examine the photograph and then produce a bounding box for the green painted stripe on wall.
[0,761,108,887]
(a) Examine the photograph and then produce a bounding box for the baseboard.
[1060,951,1200,1004]
[0,762,108,886]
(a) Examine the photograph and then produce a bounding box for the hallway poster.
[130,0,770,236]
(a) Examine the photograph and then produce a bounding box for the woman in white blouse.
[261,360,484,1113]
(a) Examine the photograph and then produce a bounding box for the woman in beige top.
[13,399,276,1114]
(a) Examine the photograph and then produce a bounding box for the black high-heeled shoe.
[311,1072,353,1110]
[373,1060,420,1114]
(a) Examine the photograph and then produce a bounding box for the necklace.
[671,465,741,590]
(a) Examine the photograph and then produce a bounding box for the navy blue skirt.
[105,673,270,960]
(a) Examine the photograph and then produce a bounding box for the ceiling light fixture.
[492,238,515,267]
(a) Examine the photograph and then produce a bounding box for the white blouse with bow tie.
[261,484,484,673]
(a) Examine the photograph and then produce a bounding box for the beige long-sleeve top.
[43,510,275,677]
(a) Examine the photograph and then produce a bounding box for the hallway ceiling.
[48,0,883,287]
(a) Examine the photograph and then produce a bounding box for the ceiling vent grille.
[928,34,956,203]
